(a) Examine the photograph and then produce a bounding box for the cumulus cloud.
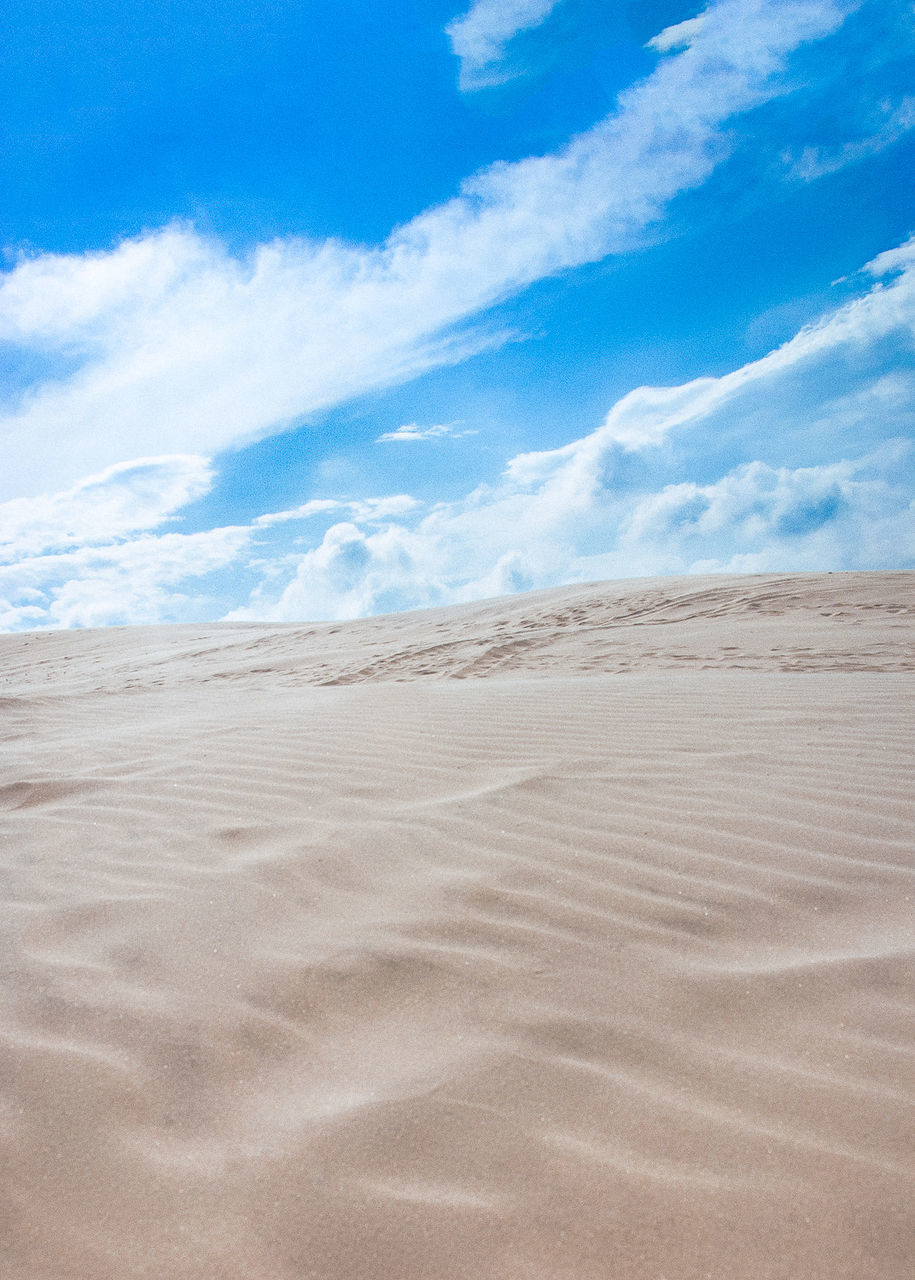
[0,0,857,502]
[232,520,442,622]
[226,447,912,623]
[447,0,564,89]
[0,480,425,630]
[618,450,912,575]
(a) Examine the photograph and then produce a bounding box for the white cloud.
[232,520,442,622]
[0,479,425,629]
[2,231,912,631]
[225,237,915,620]
[504,234,915,462]
[0,455,213,561]
[647,15,708,54]
[376,421,474,442]
[0,452,247,630]
[226,447,913,623]
[0,526,252,630]
[618,450,912,574]
[0,0,857,502]
[447,0,563,89]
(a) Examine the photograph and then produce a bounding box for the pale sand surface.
[0,571,912,1279]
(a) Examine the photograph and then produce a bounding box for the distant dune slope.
[0,571,912,696]
[0,573,912,1280]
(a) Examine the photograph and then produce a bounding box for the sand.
[0,570,912,1279]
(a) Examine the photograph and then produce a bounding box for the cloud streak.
[783,94,915,180]
[376,421,474,442]
[1,0,857,502]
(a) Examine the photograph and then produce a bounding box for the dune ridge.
[1,572,913,1279]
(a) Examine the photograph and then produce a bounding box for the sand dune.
[0,571,912,1279]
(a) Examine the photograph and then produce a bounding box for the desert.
[1,570,913,1279]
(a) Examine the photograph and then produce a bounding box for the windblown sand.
[1,571,913,1279]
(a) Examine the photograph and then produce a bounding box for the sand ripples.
[1,574,912,1278]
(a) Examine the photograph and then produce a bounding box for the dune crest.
[1,572,913,1279]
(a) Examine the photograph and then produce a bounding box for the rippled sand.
[1,572,912,1279]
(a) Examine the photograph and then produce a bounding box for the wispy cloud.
[447,0,564,90]
[376,421,474,442]
[783,94,915,180]
[254,495,419,526]
[0,0,857,503]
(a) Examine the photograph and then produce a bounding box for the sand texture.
[1,571,913,1279]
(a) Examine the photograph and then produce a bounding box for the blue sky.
[1,0,913,628]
